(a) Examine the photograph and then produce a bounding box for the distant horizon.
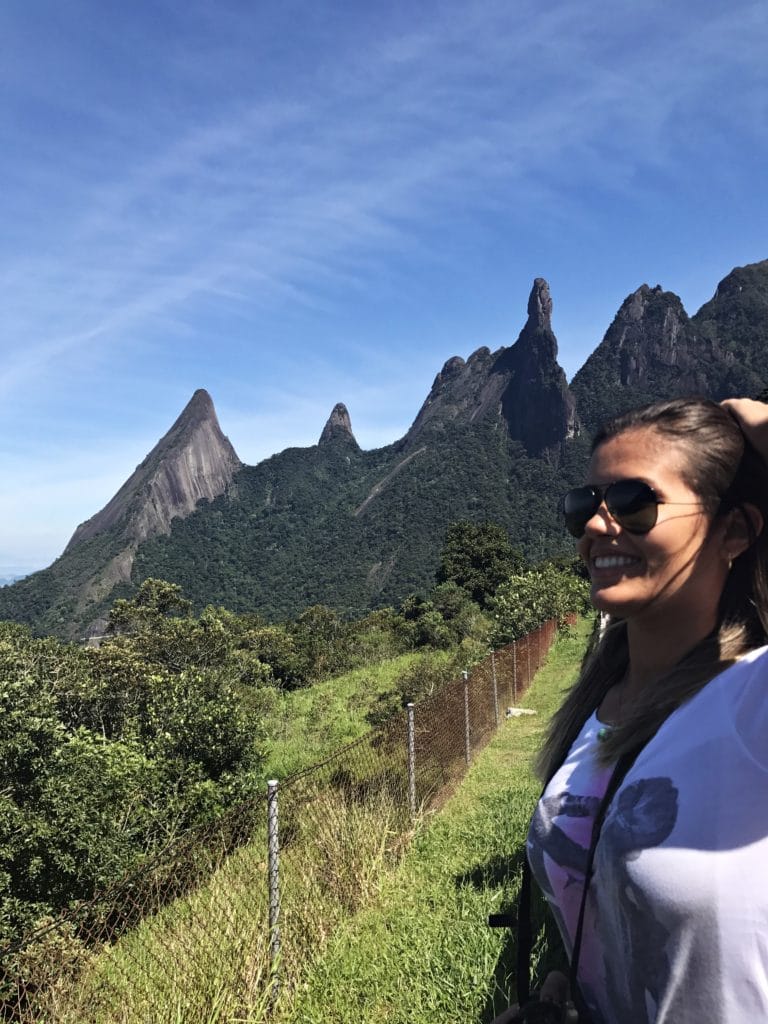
[3,0,767,573]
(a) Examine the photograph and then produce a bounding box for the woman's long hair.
[537,397,768,781]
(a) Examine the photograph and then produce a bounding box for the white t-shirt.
[527,646,768,1024]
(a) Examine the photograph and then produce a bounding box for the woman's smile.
[590,552,642,572]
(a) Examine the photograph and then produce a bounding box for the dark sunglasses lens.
[562,487,600,537]
[606,479,658,533]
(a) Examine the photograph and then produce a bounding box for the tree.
[437,521,524,607]
[108,578,192,633]
[489,562,591,644]
[290,605,349,683]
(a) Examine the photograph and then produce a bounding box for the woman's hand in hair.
[722,398,768,463]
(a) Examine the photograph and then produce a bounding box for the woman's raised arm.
[722,398,768,462]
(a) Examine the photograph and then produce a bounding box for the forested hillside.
[1,259,767,639]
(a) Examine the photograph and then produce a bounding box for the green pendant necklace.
[596,676,628,743]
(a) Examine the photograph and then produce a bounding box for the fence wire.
[0,620,562,1023]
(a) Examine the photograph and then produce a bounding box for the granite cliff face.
[495,278,578,453]
[318,403,359,447]
[66,389,241,552]
[690,259,768,399]
[570,285,701,431]
[405,278,577,455]
[570,260,768,432]
[0,390,242,638]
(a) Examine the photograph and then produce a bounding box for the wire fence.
[0,618,561,1023]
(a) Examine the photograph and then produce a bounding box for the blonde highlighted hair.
[537,398,768,781]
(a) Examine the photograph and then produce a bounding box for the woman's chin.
[590,582,634,617]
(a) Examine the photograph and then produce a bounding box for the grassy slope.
[51,627,587,1024]
[287,618,593,1024]
[262,649,453,781]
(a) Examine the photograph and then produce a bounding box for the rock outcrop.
[690,259,768,399]
[570,285,702,431]
[318,403,359,447]
[405,278,577,455]
[571,259,768,431]
[494,278,579,453]
[66,389,241,551]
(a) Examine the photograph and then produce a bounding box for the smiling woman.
[499,397,768,1024]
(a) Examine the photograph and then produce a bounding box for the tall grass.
[25,783,412,1024]
[262,649,454,781]
[9,622,590,1024]
[288,619,592,1023]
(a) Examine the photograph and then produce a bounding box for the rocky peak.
[65,389,241,552]
[692,259,768,344]
[318,403,358,447]
[401,346,497,444]
[570,284,707,432]
[527,277,553,330]
[492,278,578,452]
[603,285,691,371]
[402,280,576,455]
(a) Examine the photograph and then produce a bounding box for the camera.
[513,996,580,1023]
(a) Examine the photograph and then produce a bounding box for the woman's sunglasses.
[561,479,700,538]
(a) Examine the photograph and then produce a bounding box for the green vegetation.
[262,648,454,781]
[129,422,575,625]
[0,565,488,952]
[437,521,524,607]
[0,420,579,638]
[285,618,592,1023]
[490,561,591,644]
[0,597,267,949]
[0,521,590,956]
[0,544,591,1020]
[15,619,589,1024]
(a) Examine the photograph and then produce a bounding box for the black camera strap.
[516,743,645,1017]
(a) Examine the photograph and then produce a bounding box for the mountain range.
[3,258,767,639]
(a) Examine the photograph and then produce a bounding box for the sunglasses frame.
[562,479,668,539]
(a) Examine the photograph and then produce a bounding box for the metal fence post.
[463,670,471,765]
[267,779,281,999]
[512,641,517,705]
[491,651,499,727]
[406,702,416,820]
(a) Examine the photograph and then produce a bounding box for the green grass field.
[285,618,592,1024]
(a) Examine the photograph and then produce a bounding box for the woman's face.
[577,427,730,628]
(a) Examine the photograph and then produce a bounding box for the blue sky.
[2,0,767,576]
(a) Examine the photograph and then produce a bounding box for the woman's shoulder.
[713,645,768,770]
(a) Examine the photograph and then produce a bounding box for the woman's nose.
[586,503,621,534]
[577,503,620,553]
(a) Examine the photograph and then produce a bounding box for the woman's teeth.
[593,555,638,569]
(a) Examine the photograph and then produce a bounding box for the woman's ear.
[724,503,764,560]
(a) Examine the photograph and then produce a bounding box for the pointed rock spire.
[402,280,576,453]
[65,390,241,552]
[494,278,578,452]
[319,403,358,447]
[527,277,553,330]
